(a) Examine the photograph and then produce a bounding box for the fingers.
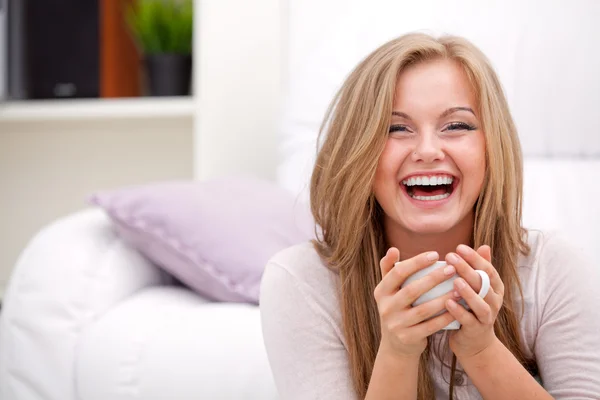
[404,290,460,326]
[456,244,504,296]
[410,308,458,338]
[393,262,456,308]
[445,252,482,293]
[379,247,400,277]
[375,251,439,298]
[477,245,492,262]
[445,297,479,326]
[448,278,496,326]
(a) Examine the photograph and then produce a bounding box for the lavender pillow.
[89,177,315,304]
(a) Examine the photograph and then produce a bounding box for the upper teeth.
[402,175,454,186]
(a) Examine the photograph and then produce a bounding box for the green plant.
[126,0,193,54]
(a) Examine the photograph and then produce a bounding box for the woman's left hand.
[444,244,504,359]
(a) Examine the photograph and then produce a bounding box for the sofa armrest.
[0,208,172,400]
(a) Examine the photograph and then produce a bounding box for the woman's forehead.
[393,59,478,118]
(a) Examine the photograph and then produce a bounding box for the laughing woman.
[260,33,600,399]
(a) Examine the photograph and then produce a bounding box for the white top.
[260,230,600,399]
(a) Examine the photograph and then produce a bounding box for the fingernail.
[453,291,461,298]
[427,252,439,261]
[447,253,459,264]
[447,299,457,309]
[455,278,466,289]
[457,244,471,254]
[443,265,456,275]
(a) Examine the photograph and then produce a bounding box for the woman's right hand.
[373,248,460,359]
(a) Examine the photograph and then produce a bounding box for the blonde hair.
[310,32,533,399]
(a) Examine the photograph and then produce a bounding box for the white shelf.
[0,96,195,122]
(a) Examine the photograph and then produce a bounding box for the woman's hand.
[444,244,504,359]
[374,248,460,359]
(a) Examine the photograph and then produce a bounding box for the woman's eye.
[445,122,476,131]
[389,125,410,134]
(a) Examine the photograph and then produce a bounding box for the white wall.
[0,117,193,298]
[193,0,284,181]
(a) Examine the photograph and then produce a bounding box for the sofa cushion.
[89,177,314,304]
[76,287,277,400]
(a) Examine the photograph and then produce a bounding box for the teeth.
[411,193,451,201]
[402,175,454,186]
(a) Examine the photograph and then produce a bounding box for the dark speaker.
[0,0,7,100]
[7,0,27,99]
[10,0,100,99]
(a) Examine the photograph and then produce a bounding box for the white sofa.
[0,209,278,400]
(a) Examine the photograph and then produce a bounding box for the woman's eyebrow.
[440,106,476,118]
[391,107,476,121]
[391,111,412,120]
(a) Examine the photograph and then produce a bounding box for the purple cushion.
[89,177,314,304]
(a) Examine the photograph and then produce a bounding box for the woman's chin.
[403,218,456,235]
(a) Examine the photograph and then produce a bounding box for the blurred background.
[0,0,282,301]
[0,0,195,299]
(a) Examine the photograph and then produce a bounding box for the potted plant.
[126,0,193,96]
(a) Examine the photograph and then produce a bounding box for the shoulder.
[262,242,340,299]
[259,242,347,346]
[518,228,599,311]
[260,242,343,322]
[520,229,591,275]
[259,243,358,399]
[516,230,600,355]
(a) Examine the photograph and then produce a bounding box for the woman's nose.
[410,133,445,163]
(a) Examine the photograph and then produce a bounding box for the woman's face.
[373,58,486,235]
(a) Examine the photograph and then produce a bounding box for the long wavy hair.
[310,33,533,399]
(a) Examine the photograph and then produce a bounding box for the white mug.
[398,261,491,330]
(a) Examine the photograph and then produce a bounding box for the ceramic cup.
[399,261,490,330]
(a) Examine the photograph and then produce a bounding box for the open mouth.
[401,175,458,201]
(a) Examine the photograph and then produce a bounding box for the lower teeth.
[411,193,450,201]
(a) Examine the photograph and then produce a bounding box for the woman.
[260,33,600,399]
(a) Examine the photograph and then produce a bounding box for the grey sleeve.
[533,234,600,398]
[259,261,358,400]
